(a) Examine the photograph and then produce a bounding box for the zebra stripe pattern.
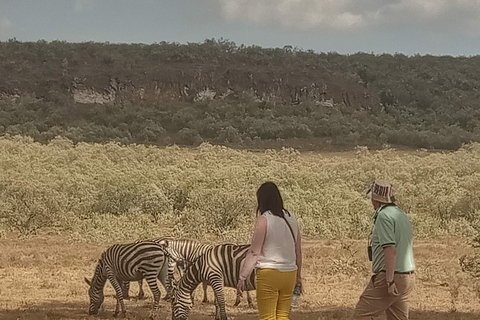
[172,244,256,320]
[85,241,168,318]
[155,237,214,296]
[158,238,253,306]
[127,237,213,300]
[155,238,213,267]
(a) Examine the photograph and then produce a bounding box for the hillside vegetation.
[1,136,479,243]
[1,39,480,149]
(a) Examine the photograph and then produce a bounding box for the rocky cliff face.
[0,41,377,110]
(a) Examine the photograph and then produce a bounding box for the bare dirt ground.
[0,236,479,320]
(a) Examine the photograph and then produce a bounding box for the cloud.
[218,0,480,35]
[75,0,96,12]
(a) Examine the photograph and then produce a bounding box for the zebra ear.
[158,238,168,248]
[84,277,92,286]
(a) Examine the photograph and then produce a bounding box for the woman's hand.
[236,279,245,298]
[296,279,303,294]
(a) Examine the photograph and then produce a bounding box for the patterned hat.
[366,180,395,203]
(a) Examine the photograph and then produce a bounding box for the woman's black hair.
[256,181,286,218]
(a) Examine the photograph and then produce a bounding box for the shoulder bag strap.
[281,211,296,244]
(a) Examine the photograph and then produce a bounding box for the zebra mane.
[179,253,207,290]
[87,258,107,291]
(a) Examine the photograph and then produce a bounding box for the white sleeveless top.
[256,210,298,272]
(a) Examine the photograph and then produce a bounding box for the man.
[353,180,415,320]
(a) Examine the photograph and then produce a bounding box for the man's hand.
[387,281,399,296]
[236,279,245,298]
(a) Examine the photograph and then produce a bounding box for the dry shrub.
[1,136,480,242]
[0,181,65,236]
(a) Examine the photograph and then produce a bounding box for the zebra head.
[171,284,193,320]
[85,259,106,316]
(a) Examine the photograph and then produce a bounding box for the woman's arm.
[295,227,303,286]
[237,215,267,296]
[239,215,267,280]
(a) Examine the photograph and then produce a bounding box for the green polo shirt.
[371,204,415,273]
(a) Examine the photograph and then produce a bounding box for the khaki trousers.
[353,272,415,320]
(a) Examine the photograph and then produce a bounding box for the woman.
[237,182,302,320]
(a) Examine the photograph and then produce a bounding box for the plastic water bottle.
[291,283,301,308]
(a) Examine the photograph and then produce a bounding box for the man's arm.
[384,245,398,296]
[384,245,397,283]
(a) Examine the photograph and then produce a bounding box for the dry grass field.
[1,138,480,319]
[1,235,479,320]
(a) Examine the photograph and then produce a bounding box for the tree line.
[1,38,479,150]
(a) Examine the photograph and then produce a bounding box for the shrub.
[176,128,203,146]
[216,126,242,143]
[1,136,480,242]
[0,182,65,236]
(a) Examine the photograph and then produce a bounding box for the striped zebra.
[84,241,169,318]
[125,237,212,301]
[172,244,256,320]
[128,238,253,306]
[156,238,214,301]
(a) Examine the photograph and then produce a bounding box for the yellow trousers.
[256,268,297,320]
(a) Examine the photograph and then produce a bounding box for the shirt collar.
[373,203,389,221]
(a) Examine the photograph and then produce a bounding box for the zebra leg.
[233,288,251,307]
[202,280,209,303]
[247,291,253,308]
[106,272,126,318]
[122,281,130,300]
[232,289,252,307]
[144,273,162,319]
[209,276,227,320]
[138,280,145,299]
[233,291,240,307]
[163,259,176,300]
[157,258,170,301]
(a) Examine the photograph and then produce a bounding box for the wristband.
[239,275,247,281]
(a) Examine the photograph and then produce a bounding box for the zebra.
[156,238,214,301]
[124,237,213,301]
[171,243,256,320]
[127,237,253,306]
[84,241,169,318]
[121,256,186,300]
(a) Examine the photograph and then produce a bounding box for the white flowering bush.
[1,136,480,243]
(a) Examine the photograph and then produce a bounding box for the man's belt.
[378,270,414,275]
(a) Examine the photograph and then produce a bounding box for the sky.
[1,0,480,56]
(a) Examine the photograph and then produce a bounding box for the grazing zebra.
[84,241,169,318]
[171,244,256,320]
[155,238,214,300]
[121,257,182,300]
[128,237,253,306]
[124,237,213,301]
